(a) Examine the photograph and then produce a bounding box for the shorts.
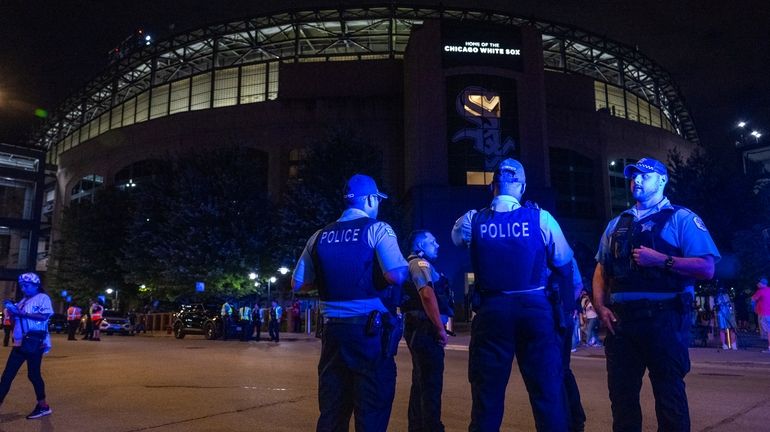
[760,316,770,334]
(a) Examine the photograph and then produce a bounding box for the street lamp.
[267,276,277,303]
[105,288,119,310]
[248,272,258,280]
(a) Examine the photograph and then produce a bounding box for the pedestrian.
[592,157,720,431]
[401,230,451,432]
[66,301,82,341]
[0,272,53,419]
[291,299,301,333]
[751,277,770,352]
[252,302,263,341]
[715,287,738,350]
[292,173,408,431]
[220,299,234,340]
[580,290,600,346]
[89,299,103,341]
[239,303,253,342]
[451,158,574,431]
[82,304,92,340]
[268,300,282,342]
[2,307,12,347]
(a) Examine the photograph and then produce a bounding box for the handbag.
[18,299,47,355]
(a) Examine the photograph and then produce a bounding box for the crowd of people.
[218,298,302,342]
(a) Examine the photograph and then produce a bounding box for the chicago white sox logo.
[451,86,516,170]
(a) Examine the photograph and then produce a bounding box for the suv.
[101,310,134,335]
[172,303,224,340]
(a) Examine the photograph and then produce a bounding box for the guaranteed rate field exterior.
[31,4,698,305]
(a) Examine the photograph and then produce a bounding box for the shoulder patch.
[693,216,708,232]
[417,260,430,268]
[384,226,396,237]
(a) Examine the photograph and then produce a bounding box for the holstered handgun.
[381,313,404,357]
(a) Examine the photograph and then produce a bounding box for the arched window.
[70,174,104,204]
[114,159,169,190]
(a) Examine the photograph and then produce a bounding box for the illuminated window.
[466,171,494,185]
[268,62,279,100]
[110,105,123,129]
[606,84,625,119]
[135,91,150,122]
[122,97,136,126]
[190,73,212,111]
[241,64,266,104]
[150,84,170,119]
[169,78,190,114]
[70,174,104,204]
[594,81,608,110]
[213,67,239,108]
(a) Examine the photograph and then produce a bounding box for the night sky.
[1,0,768,150]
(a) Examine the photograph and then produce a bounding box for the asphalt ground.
[0,330,768,431]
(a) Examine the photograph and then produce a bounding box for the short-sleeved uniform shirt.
[407,253,449,324]
[13,293,53,353]
[595,197,721,302]
[293,208,408,317]
[752,287,770,317]
[451,195,574,281]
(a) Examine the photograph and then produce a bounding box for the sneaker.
[26,404,52,419]
[570,348,577,353]
[722,344,729,350]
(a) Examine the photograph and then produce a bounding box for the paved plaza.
[0,331,768,431]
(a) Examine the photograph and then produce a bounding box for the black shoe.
[26,404,52,419]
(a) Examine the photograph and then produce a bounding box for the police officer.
[401,230,452,432]
[239,303,253,342]
[220,299,233,340]
[592,157,720,431]
[66,302,82,341]
[252,301,263,341]
[451,158,573,431]
[269,300,282,342]
[292,173,408,432]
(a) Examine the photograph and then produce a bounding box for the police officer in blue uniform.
[452,158,574,431]
[593,157,720,432]
[401,230,452,432]
[292,173,408,432]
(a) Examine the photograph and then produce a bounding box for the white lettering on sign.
[319,228,361,244]
[479,222,530,239]
[443,40,521,56]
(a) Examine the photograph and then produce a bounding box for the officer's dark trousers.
[254,320,262,340]
[317,322,396,432]
[240,320,253,341]
[67,320,79,340]
[605,308,691,432]
[405,318,445,432]
[469,292,566,431]
[269,320,280,342]
[561,319,586,432]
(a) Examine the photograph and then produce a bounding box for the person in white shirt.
[0,272,53,419]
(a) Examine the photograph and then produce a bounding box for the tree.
[122,146,273,299]
[667,145,770,284]
[271,127,403,281]
[48,188,134,305]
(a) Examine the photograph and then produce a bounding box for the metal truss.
[32,4,698,152]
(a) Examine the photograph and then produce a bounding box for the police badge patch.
[418,260,430,268]
[693,216,708,231]
[384,226,396,237]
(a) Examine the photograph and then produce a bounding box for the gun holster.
[547,286,567,335]
[381,313,403,357]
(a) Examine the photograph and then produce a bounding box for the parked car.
[172,303,230,340]
[48,313,68,334]
[101,311,134,335]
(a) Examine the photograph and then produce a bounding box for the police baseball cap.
[343,174,388,200]
[493,158,525,183]
[623,157,668,178]
[18,272,41,285]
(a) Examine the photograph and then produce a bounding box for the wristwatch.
[664,255,675,271]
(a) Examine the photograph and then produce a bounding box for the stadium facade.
[29,4,699,301]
